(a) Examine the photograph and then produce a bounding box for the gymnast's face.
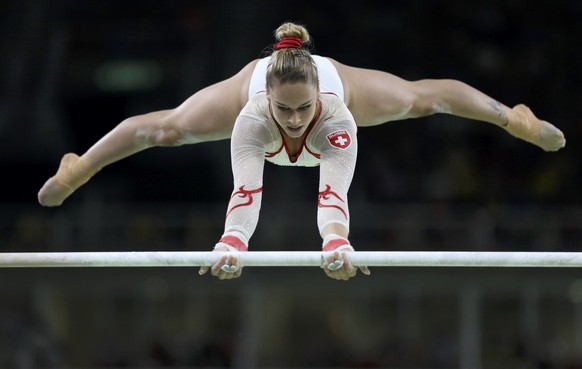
[267,81,319,139]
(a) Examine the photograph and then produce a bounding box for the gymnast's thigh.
[329,58,417,127]
[171,59,259,142]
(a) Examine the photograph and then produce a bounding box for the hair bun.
[274,22,310,44]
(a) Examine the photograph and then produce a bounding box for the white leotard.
[223,92,357,244]
[248,55,345,102]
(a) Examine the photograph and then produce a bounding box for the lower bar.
[0,251,581,268]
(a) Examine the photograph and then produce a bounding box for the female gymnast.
[37,22,566,280]
[200,23,368,280]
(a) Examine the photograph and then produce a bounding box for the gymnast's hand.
[321,235,371,281]
[199,233,248,280]
[198,248,243,280]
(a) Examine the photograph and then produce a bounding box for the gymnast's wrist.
[215,230,249,252]
[322,234,354,252]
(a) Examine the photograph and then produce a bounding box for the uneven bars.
[0,251,582,268]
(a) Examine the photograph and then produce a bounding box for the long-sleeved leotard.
[220,92,358,249]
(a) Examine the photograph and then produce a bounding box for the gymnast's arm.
[311,114,370,280]
[199,111,271,279]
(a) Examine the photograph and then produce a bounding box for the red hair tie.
[274,36,303,50]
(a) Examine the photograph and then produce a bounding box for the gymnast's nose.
[288,111,301,126]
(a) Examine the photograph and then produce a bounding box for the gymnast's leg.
[330,58,565,152]
[38,60,258,207]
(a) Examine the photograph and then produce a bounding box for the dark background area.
[1,1,582,368]
[1,0,580,206]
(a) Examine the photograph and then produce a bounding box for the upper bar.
[0,251,582,268]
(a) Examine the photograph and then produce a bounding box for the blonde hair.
[266,22,319,89]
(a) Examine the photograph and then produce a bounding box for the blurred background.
[1,0,581,368]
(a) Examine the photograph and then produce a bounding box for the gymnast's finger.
[322,252,348,280]
[323,251,343,270]
[359,265,371,275]
[342,251,370,276]
[212,254,242,280]
[199,254,227,276]
[339,252,358,279]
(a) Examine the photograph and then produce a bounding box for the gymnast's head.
[266,22,320,138]
[266,22,319,89]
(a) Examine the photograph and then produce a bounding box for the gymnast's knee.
[128,113,187,148]
[130,109,230,147]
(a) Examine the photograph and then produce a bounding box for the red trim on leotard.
[226,185,263,217]
[304,142,321,159]
[318,184,348,219]
[218,235,248,252]
[321,91,338,98]
[265,144,284,158]
[322,238,350,252]
[302,92,342,158]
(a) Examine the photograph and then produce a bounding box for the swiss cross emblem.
[326,130,352,149]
